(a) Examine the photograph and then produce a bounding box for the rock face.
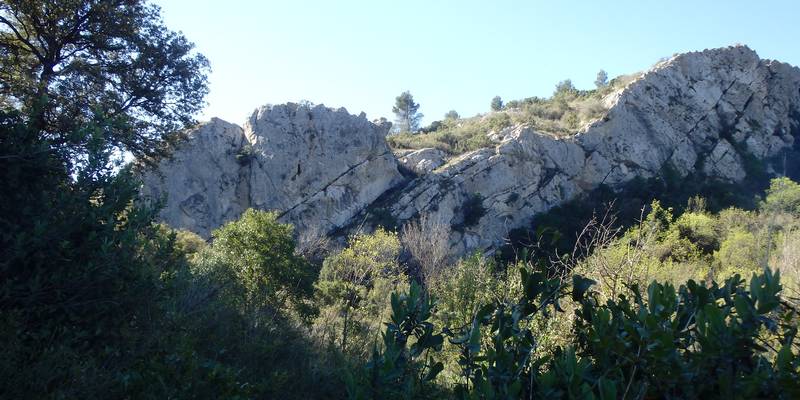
[398,148,447,174]
[379,45,800,255]
[141,118,249,237]
[141,103,403,238]
[142,45,800,256]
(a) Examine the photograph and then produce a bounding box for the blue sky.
[156,0,800,126]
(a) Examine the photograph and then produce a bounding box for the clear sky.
[156,0,800,126]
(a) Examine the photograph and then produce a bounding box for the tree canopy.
[595,69,608,88]
[392,90,423,133]
[490,95,503,111]
[0,0,209,170]
[0,1,212,396]
[554,79,576,96]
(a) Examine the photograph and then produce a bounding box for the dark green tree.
[490,95,503,111]
[202,209,315,318]
[0,1,210,396]
[554,79,576,96]
[595,69,608,88]
[392,90,423,133]
[444,109,460,120]
[0,0,210,168]
[420,120,443,133]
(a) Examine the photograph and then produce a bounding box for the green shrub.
[763,177,800,214]
[675,211,719,253]
[200,209,315,317]
[460,192,486,228]
[715,228,763,279]
[373,266,800,399]
[314,229,407,357]
[346,282,444,400]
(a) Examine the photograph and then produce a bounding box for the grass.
[387,73,641,156]
[388,114,506,155]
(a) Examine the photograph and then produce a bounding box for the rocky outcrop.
[376,45,800,255]
[141,103,403,238]
[398,148,447,174]
[142,45,800,257]
[141,118,249,237]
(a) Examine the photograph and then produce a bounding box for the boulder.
[140,118,248,238]
[398,148,447,174]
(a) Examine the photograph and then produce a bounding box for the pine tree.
[490,96,503,111]
[595,69,609,88]
[392,91,423,133]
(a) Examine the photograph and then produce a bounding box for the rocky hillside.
[141,45,800,256]
[141,105,402,238]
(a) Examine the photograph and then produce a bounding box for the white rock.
[142,104,403,238]
[140,118,248,238]
[142,46,800,258]
[398,148,446,174]
[377,45,800,256]
[702,140,746,182]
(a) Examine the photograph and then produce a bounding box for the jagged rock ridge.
[141,45,800,256]
[141,104,402,238]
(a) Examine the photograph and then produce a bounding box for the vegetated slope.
[388,72,640,154]
[143,45,800,259]
[360,45,800,256]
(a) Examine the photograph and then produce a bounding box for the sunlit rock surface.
[143,46,800,256]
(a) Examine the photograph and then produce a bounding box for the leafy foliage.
[444,110,460,120]
[490,96,503,111]
[595,69,609,88]
[567,270,800,399]
[0,0,210,165]
[763,177,800,214]
[446,266,571,398]
[392,90,424,133]
[347,282,444,400]
[0,1,211,394]
[362,264,800,399]
[199,209,315,317]
[314,229,407,357]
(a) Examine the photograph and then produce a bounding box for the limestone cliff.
[383,45,800,255]
[140,118,249,237]
[141,45,800,255]
[141,104,403,238]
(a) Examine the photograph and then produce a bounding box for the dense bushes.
[0,110,177,397]
[346,282,445,400]
[388,114,502,154]
[196,209,315,317]
[357,257,800,399]
[314,229,407,358]
[499,161,775,267]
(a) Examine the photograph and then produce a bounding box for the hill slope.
[141,45,800,256]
